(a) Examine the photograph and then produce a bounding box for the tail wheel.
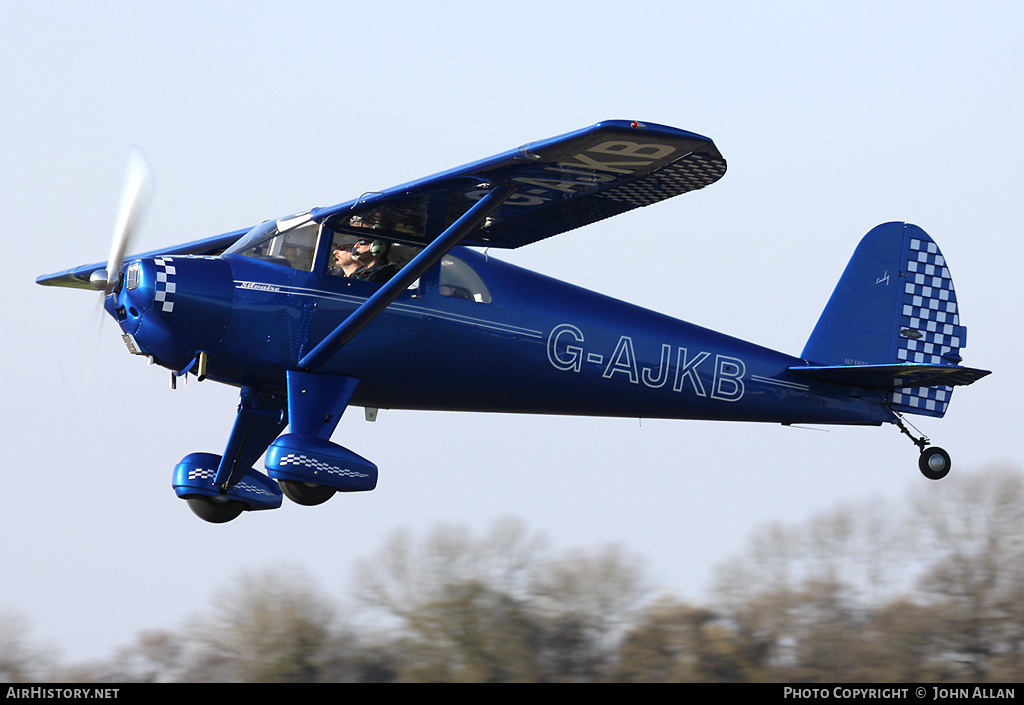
[186,495,246,523]
[919,446,951,481]
[279,479,336,506]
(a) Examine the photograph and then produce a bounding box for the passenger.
[330,241,361,277]
[352,239,398,284]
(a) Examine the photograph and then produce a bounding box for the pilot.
[330,240,361,277]
[352,239,398,284]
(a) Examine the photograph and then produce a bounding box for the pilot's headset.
[351,239,390,260]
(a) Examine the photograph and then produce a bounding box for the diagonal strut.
[298,184,515,371]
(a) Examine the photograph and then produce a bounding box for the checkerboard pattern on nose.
[154,257,176,313]
[889,236,967,417]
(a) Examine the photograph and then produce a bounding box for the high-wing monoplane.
[37,121,990,523]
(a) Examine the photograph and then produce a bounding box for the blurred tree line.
[3,466,1022,683]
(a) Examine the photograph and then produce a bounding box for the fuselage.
[107,246,888,427]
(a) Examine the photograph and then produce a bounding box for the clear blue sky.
[3,1,1021,662]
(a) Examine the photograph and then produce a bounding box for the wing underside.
[313,120,726,249]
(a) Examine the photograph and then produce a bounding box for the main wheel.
[279,479,336,506]
[186,495,246,523]
[919,446,951,481]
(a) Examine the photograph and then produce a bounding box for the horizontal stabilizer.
[788,363,991,390]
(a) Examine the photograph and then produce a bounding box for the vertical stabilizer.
[801,222,969,417]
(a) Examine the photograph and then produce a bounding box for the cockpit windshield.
[224,212,320,271]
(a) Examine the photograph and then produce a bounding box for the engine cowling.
[107,255,233,372]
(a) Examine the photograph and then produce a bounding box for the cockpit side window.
[325,228,423,288]
[439,255,491,303]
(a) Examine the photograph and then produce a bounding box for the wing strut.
[298,183,516,371]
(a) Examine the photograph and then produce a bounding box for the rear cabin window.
[439,255,491,303]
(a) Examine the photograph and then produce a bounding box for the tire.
[919,447,951,481]
[186,495,245,523]
[279,479,336,506]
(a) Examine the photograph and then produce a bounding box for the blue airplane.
[37,121,990,523]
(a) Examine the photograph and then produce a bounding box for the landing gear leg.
[214,387,288,490]
[892,411,951,480]
[173,387,288,523]
[265,372,377,503]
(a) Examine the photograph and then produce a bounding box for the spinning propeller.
[90,146,154,293]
